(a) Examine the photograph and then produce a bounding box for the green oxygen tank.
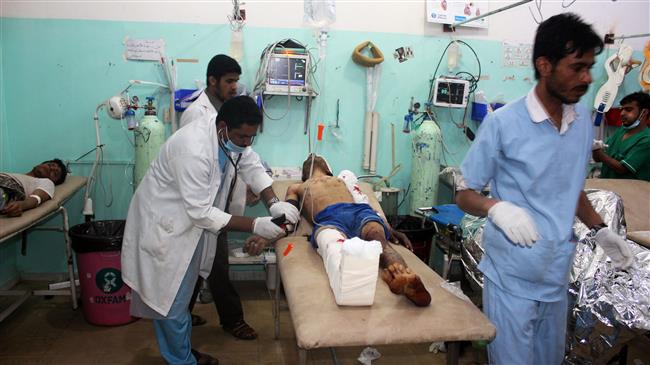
[134,97,166,187]
[409,119,442,215]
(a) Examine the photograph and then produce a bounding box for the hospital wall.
[1,1,648,287]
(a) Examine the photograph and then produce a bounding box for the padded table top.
[271,179,495,349]
[584,179,650,233]
[1,175,87,241]
[276,238,496,349]
[627,231,650,249]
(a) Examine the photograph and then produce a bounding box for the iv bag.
[304,0,336,29]
[447,41,460,72]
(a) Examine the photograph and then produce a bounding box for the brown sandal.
[191,349,219,365]
[222,320,258,340]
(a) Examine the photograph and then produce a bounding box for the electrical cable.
[253,39,317,122]
[528,0,543,24]
[397,183,411,210]
[561,0,576,8]
[227,0,245,31]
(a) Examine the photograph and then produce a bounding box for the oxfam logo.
[95,268,124,294]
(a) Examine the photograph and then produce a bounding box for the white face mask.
[623,109,647,130]
[218,128,247,154]
[623,119,641,130]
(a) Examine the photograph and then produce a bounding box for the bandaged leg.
[315,228,383,306]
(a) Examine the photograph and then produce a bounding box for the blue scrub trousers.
[483,277,568,365]
[152,239,204,365]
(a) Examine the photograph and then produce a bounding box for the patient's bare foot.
[381,263,431,306]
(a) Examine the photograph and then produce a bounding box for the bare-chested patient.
[285,155,431,307]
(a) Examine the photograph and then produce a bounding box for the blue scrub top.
[460,91,593,302]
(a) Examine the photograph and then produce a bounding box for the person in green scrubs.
[593,91,650,181]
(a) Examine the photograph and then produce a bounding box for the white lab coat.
[121,114,273,317]
[179,89,248,217]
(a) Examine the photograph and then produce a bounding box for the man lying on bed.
[0,159,68,217]
[246,154,431,307]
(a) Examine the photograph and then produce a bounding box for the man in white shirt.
[122,96,299,365]
[1,159,67,217]
[180,54,262,340]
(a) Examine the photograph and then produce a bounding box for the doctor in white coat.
[122,96,299,365]
[180,54,262,339]
[181,55,249,225]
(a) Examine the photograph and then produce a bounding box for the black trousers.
[189,232,243,327]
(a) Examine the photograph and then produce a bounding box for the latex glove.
[488,201,540,247]
[592,139,609,151]
[269,201,300,224]
[243,235,270,256]
[594,228,634,270]
[252,216,285,240]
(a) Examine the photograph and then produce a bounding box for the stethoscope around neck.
[218,129,243,213]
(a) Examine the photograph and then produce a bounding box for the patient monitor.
[432,77,470,108]
[265,50,310,96]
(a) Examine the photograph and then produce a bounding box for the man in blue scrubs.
[456,13,634,364]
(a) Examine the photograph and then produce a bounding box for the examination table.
[270,180,496,365]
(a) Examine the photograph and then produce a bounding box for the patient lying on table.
[248,154,431,307]
[0,159,68,217]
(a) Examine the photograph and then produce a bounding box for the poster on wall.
[426,0,488,28]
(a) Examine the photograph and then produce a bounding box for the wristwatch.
[267,196,280,206]
[589,223,608,235]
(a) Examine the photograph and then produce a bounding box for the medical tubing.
[97,147,114,208]
[217,138,243,213]
[83,108,104,215]
[291,154,317,235]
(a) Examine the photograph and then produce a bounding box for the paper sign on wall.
[503,41,532,68]
[124,38,165,62]
[426,0,488,28]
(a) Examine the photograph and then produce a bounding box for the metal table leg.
[446,341,461,365]
[299,348,307,365]
[274,258,282,340]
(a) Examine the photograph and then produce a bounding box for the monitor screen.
[436,81,466,105]
[268,56,307,86]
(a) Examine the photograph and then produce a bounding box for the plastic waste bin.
[70,220,136,326]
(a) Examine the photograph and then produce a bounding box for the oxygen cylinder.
[409,119,442,215]
[134,97,166,187]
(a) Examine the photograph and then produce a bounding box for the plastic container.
[490,102,505,111]
[174,89,199,112]
[471,102,489,122]
[70,220,137,326]
[394,215,435,264]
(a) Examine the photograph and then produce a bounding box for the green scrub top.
[601,127,650,181]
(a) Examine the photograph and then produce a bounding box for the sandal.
[222,320,258,340]
[191,314,207,327]
[191,349,219,365]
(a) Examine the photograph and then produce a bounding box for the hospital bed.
[270,180,496,365]
[0,175,87,322]
[584,178,650,248]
